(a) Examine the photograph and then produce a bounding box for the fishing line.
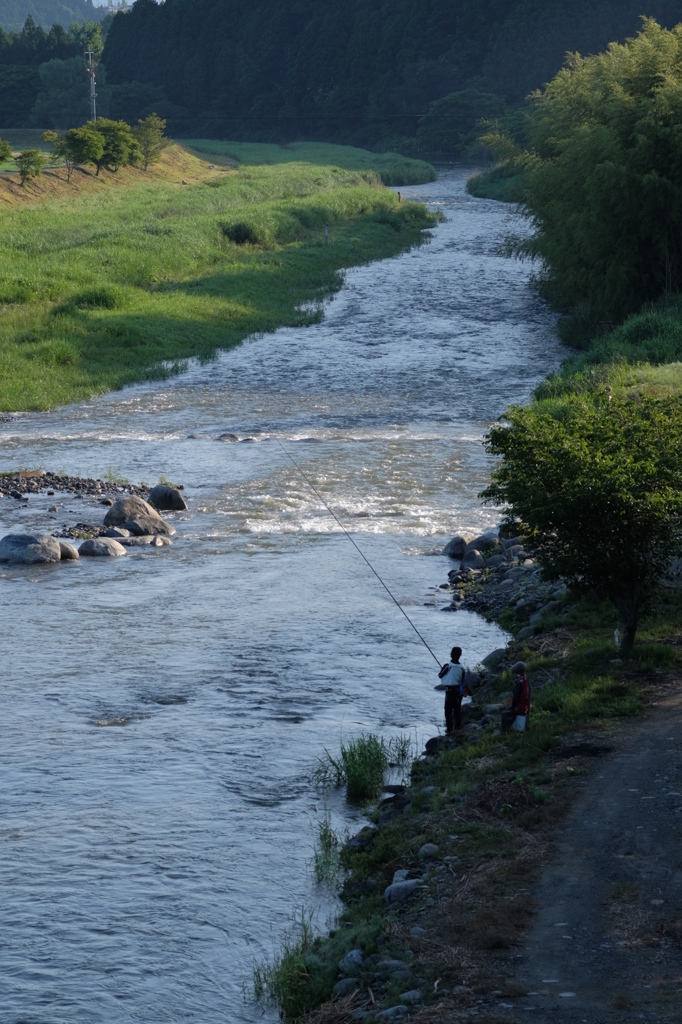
[276,438,442,667]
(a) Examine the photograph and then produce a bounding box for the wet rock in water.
[339,949,365,976]
[217,432,239,442]
[384,879,418,904]
[0,533,62,564]
[118,535,157,547]
[126,514,176,537]
[333,977,360,999]
[10,490,27,501]
[79,537,127,557]
[418,843,439,860]
[461,549,484,570]
[344,826,377,852]
[148,484,188,511]
[58,541,79,560]
[442,534,474,558]
[400,989,422,1005]
[104,527,131,538]
[152,536,172,546]
[103,496,160,527]
[101,497,114,506]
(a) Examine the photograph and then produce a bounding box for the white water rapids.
[0,168,562,1022]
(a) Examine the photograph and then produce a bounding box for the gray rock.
[148,484,188,511]
[418,843,439,860]
[486,553,507,567]
[100,497,113,506]
[58,541,79,560]
[392,869,410,883]
[465,531,498,552]
[400,989,422,1005]
[0,533,62,564]
[410,926,426,937]
[332,977,360,999]
[516,625,535,641]
[460,549,484,570]
[529,601,560,626]
[377,1007,408,1020]
[104,527,131,538]
[424,735,455,756]
[442,534,474,558]
[503,535,522,549]
[217,432,239,442]
[79,537,127,557]
[126,514,176,537]
[508,544,525,558]
[339,949,365,976]
[118,535,159,547]
[384,880,418,904]
[103,496,160,527]
[482,648,506,668]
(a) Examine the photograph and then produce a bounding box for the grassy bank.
[253,565,682,1022]
[182,140,437,186]
[466,162,528,203]
[0,142,437,411]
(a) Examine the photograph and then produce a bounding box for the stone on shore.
[465,531,499,553]
[119,535,173,547]
[384,879,418,904]
[126,514,176,537]
[339,949,365,976]
[104,527,130,538]
[482,648,506,668]
[442,534,474,558]
[332,977,360,999]
[58,541,79,560]
[79,537,127,557]
[461,549,484,570]
[400,989,423,1005]
[418,843,439,860]
[148,484,188,511]
[103,496,160,527]
[0,533,62,564]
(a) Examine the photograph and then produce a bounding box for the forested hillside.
[100,0,682,152]
[0,0,104,33]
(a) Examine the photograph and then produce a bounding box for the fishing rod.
[275,439,442,667]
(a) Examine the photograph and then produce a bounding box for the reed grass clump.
[314,733,414,801]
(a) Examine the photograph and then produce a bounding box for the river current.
[0,168,562,1023]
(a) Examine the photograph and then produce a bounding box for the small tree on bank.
[0,137,11,162]
[132,112,168,171]
[43,127,105,181]
[15,149,47,185]
[85,118,139,175]
[481,396,682,651]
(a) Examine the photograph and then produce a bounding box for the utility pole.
[85,49,97,121]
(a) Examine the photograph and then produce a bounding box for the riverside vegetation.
[0,139,436,411]
[250,21,682,1024]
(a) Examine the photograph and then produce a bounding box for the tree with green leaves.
[0,137,11,162]
[131,112,168,170]
[85,117,138,174]
[481,395,682,651]
[484,19,682,324]
[15,148,47,184]
[43,125,104,181]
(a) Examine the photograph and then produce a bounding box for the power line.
[275,438,442,667]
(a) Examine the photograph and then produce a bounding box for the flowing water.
[0,168,562,1023]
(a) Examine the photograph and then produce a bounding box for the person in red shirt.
[501,661,530,732]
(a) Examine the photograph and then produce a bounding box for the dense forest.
[98,0,682,152]
[3,0,682,150]
[0,0,105,33]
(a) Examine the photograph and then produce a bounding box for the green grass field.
[0,143,437,410]
[182,139,436,185]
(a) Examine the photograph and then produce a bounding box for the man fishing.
[435,645,465,734]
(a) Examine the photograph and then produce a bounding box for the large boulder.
[464,531,499,553]
[461,549,484,570]
[148,484,187,511]
[103,496,160,527]
[126,514,176,537]
[58,541,79,560]
[79,537,127,557]
[384,879,418,904]
[442,534,475,558]
[0,533,62,564]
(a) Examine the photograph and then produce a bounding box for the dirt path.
[516,686,682,1023]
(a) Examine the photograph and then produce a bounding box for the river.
[0,168,562,1023]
